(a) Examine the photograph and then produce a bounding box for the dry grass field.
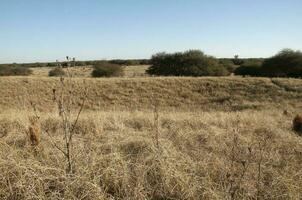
[30,65,149,78]
[0,75,302,199]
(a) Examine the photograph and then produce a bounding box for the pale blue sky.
[0,0,301,63]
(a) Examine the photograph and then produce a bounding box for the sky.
[0,0,301,63]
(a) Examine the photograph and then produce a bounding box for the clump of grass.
[27,116,41,147]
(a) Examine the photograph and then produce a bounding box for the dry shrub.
[73,118,98,135]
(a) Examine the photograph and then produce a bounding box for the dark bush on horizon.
[219,59,237,73]
[262,49,302,77]
[91,62,124,77]
[232,55,244,65]
[46,63,57,67]
[0,66,32,76]
[234,62,263,77]
[48,67,66,77]
[109,59,150,66]
[147,50,230,76]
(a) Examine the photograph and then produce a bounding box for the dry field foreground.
[0,76,302,199]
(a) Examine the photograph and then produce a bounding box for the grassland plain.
[1,76,302,111]
[0,76,302,199]
[29,65,149,78]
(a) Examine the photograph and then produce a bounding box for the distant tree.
[232,55,244,65]
[61,62,69,68]
[262,49,302,77]
[147,50,230,76]
[234,61,263,77]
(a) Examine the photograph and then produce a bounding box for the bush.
[234,63,263,77]
[262,49,302,77]
[109,59,150,66]
[0,66,32,76]
[48,68,66,77]
[147,50,230,76]
[91,62,124,77]
[75,61,85,66]
[46,63,57,67]
[219,59,237,73]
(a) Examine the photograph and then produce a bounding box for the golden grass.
[0,76,302,112]
[30,65,149,78]
[0,109,301,199]
[1,76,302,199]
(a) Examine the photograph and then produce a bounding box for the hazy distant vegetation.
[0,65,32,76]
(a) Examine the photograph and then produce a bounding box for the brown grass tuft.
[27,116,41,146]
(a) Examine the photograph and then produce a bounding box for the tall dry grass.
[1,76,302,112]
[0,109,301,199]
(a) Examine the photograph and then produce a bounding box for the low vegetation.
[48,67,66,77]
[0,76,302,112]
[234,60,263,76]
[0,65,32,76]
[236,49,302,77]
[92,62,124,77]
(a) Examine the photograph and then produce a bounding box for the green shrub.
[48,68,66,77]
[109,59,150,66]
[91,62,124,77]
[147,50,229,76]
[234,63,263,77]
[262,49,302,77]
[219,59,237,73]
[46,63,57,67]
[0,66,32,76]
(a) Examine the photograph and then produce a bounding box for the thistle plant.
[45,56,87,174]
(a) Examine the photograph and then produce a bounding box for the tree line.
[0,48,301,78]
